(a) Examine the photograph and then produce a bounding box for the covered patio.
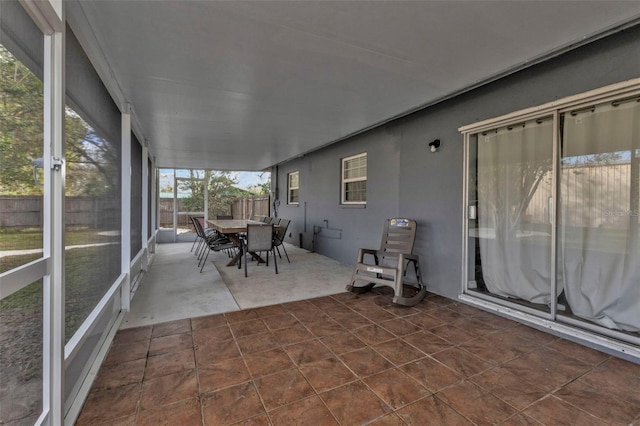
[2,1,640,424]
[76,243,640,424]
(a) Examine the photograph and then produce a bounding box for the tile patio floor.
[77,288,640,425]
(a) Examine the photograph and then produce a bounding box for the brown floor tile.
[321,331,367,354]
[331,311,373,329]
[579,357,640,405]
[191,313,227,330]
[113,326,152,344]
[364,368,430,409]
[282,339,334,366]
[326,291,361,303]
[367,412,406,425]
[379,318,423,336]
[235,330,280,355]
[358,308,398,324]
[304,318,345,337]
[524,395,606,426]
[373,338,425,365]
[429,324,476,344]
[193,324,234,347]
[294,309,331,325]
[447,302,483,317]
[402,330,454,355]
[400,357,462,393]
[137,397,202,426]
[145,348,196,379]
[273,322,315,345]
[283,299,317,313]
[432,347,492,378]
[501,413,543,426]
[92,358,146,391]
[79,291,633,426]
[547,338,610,366]
[103,340,149,366]
[300,357,358,392]
[501,346,591,392]
[353,324,395,345]
[269,396,338,425]
[152,318,192,338]
[395,395,472,426]
[195,341,241,367]
[199,358,252,394]
[229,319,269,338]
[309,295,344,310]
[460,332,531,365]
[427,307,465,323]
[470,366,548,410]
[405,312,447,330]
[471,311,519,330]
[437,380,517,424]
[381,304,420,318]
[555,376,640,424]
[148,332,193,356]
[254,368,315,411]
[76,383,141,425]
[509,323,557,346]
[252,304,287,318]
[320,381,391,425]
[340,346,394,378]
[201,381,265,426]
[225,309,261,324]
[140,369,198,410]
[231,414,271,425]
[452,316,504,336]
[244,347,295,378]
[262,313,300,331]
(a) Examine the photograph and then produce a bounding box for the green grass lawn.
[0,227,120,251]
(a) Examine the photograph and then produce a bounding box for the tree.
[1,45,118,198]
[0,45,44,195]
[208,171,246,216]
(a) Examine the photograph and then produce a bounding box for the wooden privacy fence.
[231,195,270,219]
[0,195,119,228]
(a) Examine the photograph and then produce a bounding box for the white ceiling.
[67,1,640,171]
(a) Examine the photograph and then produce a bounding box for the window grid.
[342,153,367,204]
[288,171,299,204]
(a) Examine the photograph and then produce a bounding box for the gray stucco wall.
[273,25,640,300]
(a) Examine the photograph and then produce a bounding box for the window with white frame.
[288,171,299,204]
[341,153,367,204]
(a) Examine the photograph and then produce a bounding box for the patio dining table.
[206,219,273,267]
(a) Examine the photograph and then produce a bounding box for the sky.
[159,169,269,191]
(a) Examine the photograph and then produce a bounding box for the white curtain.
[477,118,559,305]
[561,101,640,332]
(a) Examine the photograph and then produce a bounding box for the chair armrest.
[357,248,379,264]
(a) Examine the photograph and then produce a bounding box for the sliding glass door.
[558,99,640,335]
[464,85,640,345]
[467,116,556,316]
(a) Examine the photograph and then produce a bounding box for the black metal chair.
[193,217,236,272]
[242,224,277,277]
[272,218,291,263]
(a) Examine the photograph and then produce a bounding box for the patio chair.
[191,216,219,259]
[193,217,237,272]
[243,224,277,277]
[273,218,291,263]
[346,218,426,306]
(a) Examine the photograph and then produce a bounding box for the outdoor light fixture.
[429,139,441,153]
